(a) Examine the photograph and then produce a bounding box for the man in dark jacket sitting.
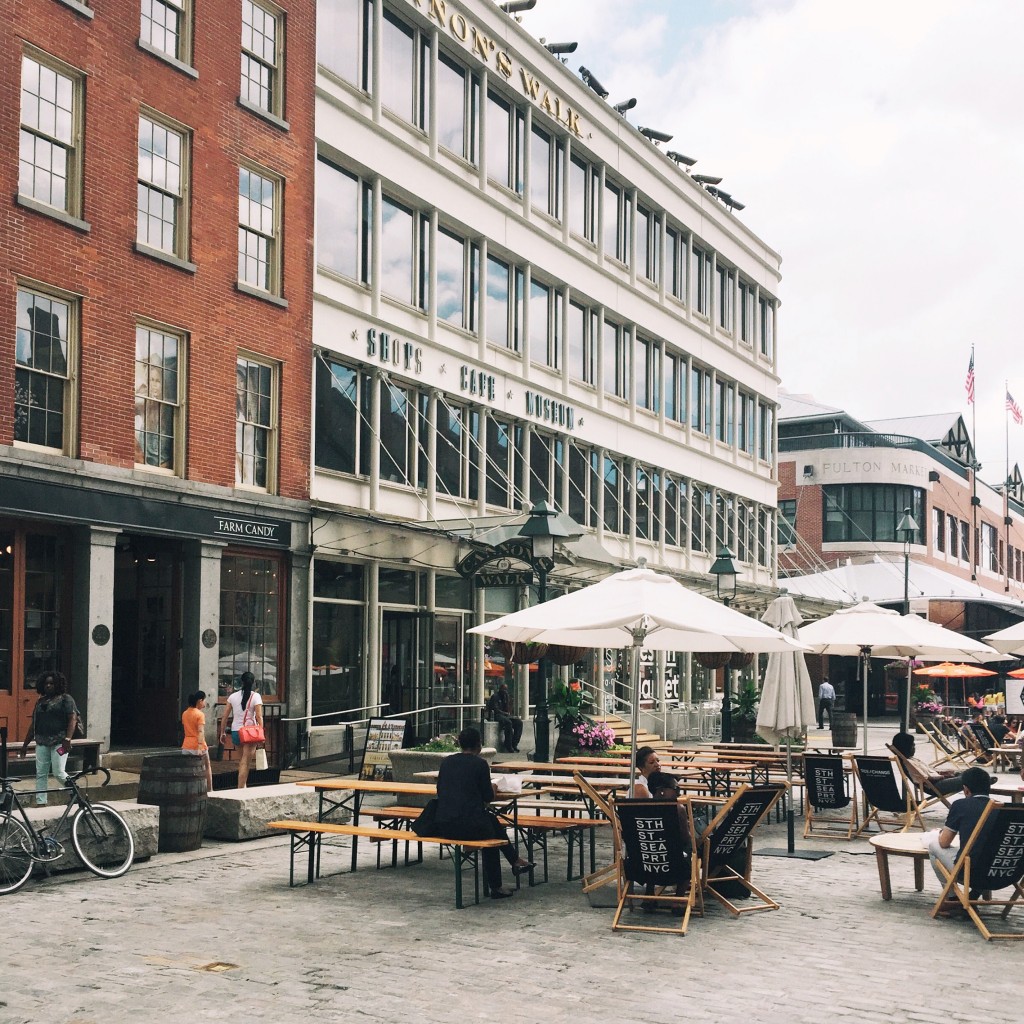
[486,683,523,753]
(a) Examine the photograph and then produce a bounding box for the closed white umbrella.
[799,601,1000,752]
[756,594,817,855]
[984,619,1024,655]
[468,561,803,790]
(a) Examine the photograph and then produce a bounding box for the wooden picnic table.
[992,781,1024,804]
[505,757,761,794]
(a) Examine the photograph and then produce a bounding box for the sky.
[519,0,1024,487]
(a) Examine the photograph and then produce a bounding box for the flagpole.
[970,346,978,581]
[1006,380,1011,592]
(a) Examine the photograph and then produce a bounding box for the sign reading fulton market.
[408,0,585,137]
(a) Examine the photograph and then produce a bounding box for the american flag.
[1008,390,1022,425]
[965,350,975,405]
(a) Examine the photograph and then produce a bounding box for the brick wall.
[0,0,313,498]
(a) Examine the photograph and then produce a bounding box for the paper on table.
[494,774,524,794]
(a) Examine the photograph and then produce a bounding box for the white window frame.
[236,354,278,491]
[241,0,285,119]
[134,321,186,475]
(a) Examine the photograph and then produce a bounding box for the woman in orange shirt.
[182,690,213,793]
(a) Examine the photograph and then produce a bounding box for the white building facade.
[308,0,783,743]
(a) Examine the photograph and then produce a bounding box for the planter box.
[388,748,496,807]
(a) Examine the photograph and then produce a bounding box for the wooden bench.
[496,811,609,883]
[267,819,508,908]
[13,738,103,775]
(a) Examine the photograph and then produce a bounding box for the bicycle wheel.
[71,803,134,878]
[0,813,34,895]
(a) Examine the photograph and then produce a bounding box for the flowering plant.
[571,720,617,753]
[914,700,944,715]
[548,679,587,730]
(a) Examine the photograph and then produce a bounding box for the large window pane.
[315,359,359,474]
[219,553,281,699]
[317,159,367,281]
[318,0,370,87]
[380,195,414,304]
[437,52,467,156]
[381,10,414,123]
[436,228,466,327]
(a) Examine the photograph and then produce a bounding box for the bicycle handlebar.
[67,766,111,787]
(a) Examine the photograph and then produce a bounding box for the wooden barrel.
[830,712,859,748]
[137,753,208,852]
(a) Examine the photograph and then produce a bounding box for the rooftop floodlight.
[705,185,745,211]
[543,41,578,55]
[578,66,609,98]
[691,173,723,185]
[638,126,673,145]
[666,151,697,167]
[499,0,537,13]
[612,98,637,114]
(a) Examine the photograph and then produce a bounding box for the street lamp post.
[710,546,739,743]
[519,502,574,763]
[896,506,919,732]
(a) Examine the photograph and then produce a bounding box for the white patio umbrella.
[798,601,1000,753]
[756,594,817,854]
[467,561,804,791]
[984,619,1024,655]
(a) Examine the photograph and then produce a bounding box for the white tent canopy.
[984,620,1024,655]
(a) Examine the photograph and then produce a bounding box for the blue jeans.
[35,743,69,806]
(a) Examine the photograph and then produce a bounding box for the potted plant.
[568,720,618,756]
[548,679,588,759]
[911,686,943,729]
[729,682,762,743]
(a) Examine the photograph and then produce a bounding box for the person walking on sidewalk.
[17,670,79,805]
[219,672,264,789]
[817,678,835,729]
[182,690,214,793]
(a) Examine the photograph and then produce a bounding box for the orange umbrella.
[1007,668,1024,679]
[913,662,997,707]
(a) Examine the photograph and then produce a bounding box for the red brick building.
[0,0,314,749]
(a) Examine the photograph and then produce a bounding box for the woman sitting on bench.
[435,728,533,900]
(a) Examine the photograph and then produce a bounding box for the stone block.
[204,783,334,841]
[21,800,159,876]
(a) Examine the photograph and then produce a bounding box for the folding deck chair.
[918,720,971,771]
[853,755,926,835]
[574,771,619,896]
[885,743,955,815]
[611,797,699,936]
[930,800,1024,940]
[803,754,858,840]
[696,783,786,915]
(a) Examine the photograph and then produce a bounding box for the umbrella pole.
[786,737,795,854]
[627,627,646,798]
[904,660,913,734]
[861,646,871,755]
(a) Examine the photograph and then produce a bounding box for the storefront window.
[311,600,363,723]
[219,552,282,698]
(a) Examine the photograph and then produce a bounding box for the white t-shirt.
[227,689,263,732]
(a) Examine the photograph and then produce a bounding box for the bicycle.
[0,766,135,894]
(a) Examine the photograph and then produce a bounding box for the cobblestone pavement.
[3,795,1022,1024]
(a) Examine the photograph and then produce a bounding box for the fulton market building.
[308,0,785,752]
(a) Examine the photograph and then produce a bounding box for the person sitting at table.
[486,682,523,754]
[434,727,533,899]
[890,732,964,796]
[927,766,994,910]
[960,712,992,759]
[632,746,662,798]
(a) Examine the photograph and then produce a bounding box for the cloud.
[522,0,1024,481]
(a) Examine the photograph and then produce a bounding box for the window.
[760,295,775,358]
[779,499,797,548]
[664,476,686,548]
[437,51,478,163]
[636,204,660,283]
[568,155,597,242]
[738,392,755,454]
[141,0,193,65]
[529,280,561,370]
[19,52,83,217]
[757,400,773,461]
[691,484,711,553]
[636,336,660,413]
[822,485,925,544]
[691,244,711,316]
[716,263,734,332]
[715,379,734,444]
[567,301,596,386]
[691,364,711,435]
[739,280,755,345]
[380,9,428,129]
[665,225,684,300]
[603,179,629,264]
[432,398,478,501]
[665,352,687,424]
[236,356,276,490]
[379,380,418,486]
[636,466,661,543]
[529,432,563,509]
[238,166,281,294]
[380,194,428,309]
[568,441,599,528]
[933,508,946,553]
[241,0,284,118]
[14,287,74,452]
[530,126,563,220]
[959,519,970,562]
[315,358,371,476]
[317,0,371,90]
[218,552,282,700]
[603,454,624,534]
[602,319,627,400]
[436,227,479,331]
[981,522,998,573]
[134,324,183,472]
[316,158,371,283]
[137,113,188,257]
[485,416,521,508]
[486,255,522,351]
[486,91,524,193]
